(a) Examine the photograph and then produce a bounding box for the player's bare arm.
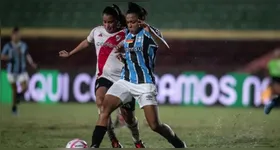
[59,39,90,57]
[26,53,37,69]
[138,20,170,50]
[1,54,10,61]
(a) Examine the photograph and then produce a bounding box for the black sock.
[167,134,186,148]
[16,92,24,98]
[12,105,17,112]
[90,125,107,148]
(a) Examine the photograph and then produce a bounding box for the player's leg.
[94,78,122,148]
[140,94,186,148]
[7,74,17,114]
[91,80,132,148]
[10,83,18,114]
[132,82,186,148]
[16,72,29,103]
[120,99,145,148]
[113,109,125,128]
[264,77,280,114]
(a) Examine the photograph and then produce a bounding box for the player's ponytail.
[112,4,127,28]
[127,2,148,20]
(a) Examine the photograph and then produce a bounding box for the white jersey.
[87,26,126,82]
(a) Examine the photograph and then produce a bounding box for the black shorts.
[95,77,135,111]
[271,76,280,84]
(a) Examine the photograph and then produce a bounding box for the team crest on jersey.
[116,35,121,42]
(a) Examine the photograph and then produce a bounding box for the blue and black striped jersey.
[1,41,29,74]
[121,27,163,84]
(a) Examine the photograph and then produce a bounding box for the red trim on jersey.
[97,31,125,77]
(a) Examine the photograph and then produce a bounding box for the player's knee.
[149,122,161,132]
[125,115,136,125]
[96,95,105,108]
[21,82,28,92]
[99,111,110,121]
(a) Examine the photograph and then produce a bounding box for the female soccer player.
[59,4,145,148]
[1,27,37,115]
[90,2,187,148]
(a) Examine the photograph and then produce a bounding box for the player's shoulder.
[94,25,105,31]
[89,25,104,34]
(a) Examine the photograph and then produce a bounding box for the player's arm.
[26,53,37,69]
[59,28,95,58]
[24,45,37,69]
[59,39,91,58]
[70,39,91,56]
[139,20,170,50]
[1,55,10,61]
[148,27,169,50]
[1,44,11,61]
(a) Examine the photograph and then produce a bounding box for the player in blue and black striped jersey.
[90,2,187,148]
[1,27,37,115]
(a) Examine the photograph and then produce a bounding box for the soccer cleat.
[264,100,276,115]
[134,140,146,148]
[111,140,123,148]
[12,106,18,116]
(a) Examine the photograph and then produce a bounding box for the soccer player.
[1,27,37,115]
[58,4,145,148]
[264,49,280,114]
[90,2,187,148]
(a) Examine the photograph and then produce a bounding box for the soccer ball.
[66,139,88,148]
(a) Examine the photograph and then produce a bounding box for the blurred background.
[1,0,280,148]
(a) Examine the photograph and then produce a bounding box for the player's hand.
[116,53,125,63]
[115,44,124,53]
[138,19,150,32]
[59,50,70,58]
[31,63,38,69]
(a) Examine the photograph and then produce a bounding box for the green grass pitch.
[0,103,279,148]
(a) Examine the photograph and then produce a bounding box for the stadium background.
[1,0,280,148]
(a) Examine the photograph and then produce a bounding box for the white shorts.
[7,72,29,84]
[106,79,158,108]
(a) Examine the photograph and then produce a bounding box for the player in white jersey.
[58,4,145,148]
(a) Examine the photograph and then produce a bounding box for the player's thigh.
[18,72,29,90]
[102,94,124,116]
[106,80,133,104]
[7,73,16,84]
[95,77,113,107]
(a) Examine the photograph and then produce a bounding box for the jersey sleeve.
[87,27,97,43]
[1,44,10,55]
